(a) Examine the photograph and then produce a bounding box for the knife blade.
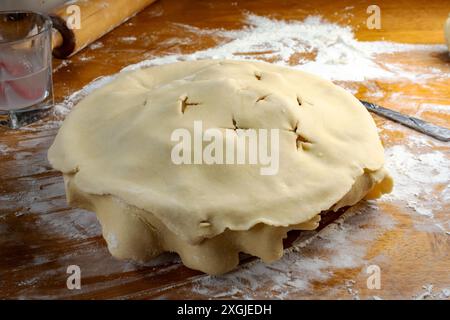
[359,100,450,142]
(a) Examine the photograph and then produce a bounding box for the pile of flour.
[127,15,447,81]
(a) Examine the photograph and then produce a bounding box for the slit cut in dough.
[48,60,393,275]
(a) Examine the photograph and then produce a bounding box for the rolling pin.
[50,0,156,58]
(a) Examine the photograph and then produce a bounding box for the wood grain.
[0,0,449,299]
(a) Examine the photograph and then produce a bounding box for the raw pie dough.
[48,60,393,275]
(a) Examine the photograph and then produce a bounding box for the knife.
[359,100,450,142]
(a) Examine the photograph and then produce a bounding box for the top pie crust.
[48,60,392,274]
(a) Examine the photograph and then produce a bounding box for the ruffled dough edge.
[63,169,392,275]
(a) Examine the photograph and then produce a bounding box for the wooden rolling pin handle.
[49,0,156,59]
[50,15,76,59]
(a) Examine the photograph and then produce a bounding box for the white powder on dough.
[106,232,119,249]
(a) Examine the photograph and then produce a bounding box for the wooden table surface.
[1,0,449,299]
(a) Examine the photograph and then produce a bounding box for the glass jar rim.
[0,10,53,45]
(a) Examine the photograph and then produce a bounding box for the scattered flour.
[122,14,448,81]
[49,13,449,122]
[380,126,449,234]
[412,284,450,300]
[119,36,137,43]
[34,12,447,137]
[384,145,450,218]
[189,203,395,299]
[441,288,450,298]
[414,284,434,300]
[417,103,450,116]
[78,55,94,62]
[52,60,71,73]
[0,143,13,154]
[345,279,360,300]
[89,42,104,50]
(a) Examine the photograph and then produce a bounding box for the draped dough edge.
[63,168,392,275]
